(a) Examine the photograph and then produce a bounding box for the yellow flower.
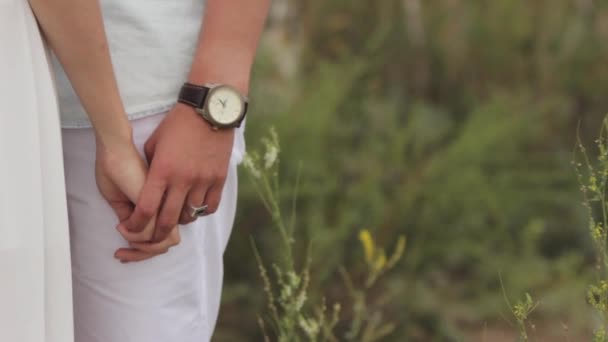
[359,229,375,265]
[387,235,406,269]
[373,249,387,272]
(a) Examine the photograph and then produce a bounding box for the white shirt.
[52,0,246,161]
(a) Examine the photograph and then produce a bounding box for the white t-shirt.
[52,0,246,162]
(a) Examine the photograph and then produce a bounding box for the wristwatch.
[177,82,248,129]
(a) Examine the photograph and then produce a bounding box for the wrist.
[187,59,251,96]
[187,76,249,97]
[174,102,236,132]
[95,121,134,152]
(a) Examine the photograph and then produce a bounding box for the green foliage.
[339,230,406,341]
[215,0,608,340]
[512,293,537,338]
[241,129,402,342]
[501,274,539,342]
[577,118,608,341]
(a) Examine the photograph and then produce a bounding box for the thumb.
[96,164,135,222]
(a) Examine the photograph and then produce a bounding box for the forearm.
[188,0,271,95]
[29,0,130,145]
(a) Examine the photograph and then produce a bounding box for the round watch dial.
[207,86,244,126]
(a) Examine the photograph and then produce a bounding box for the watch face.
[206,86,244,126]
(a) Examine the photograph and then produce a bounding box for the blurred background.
[214,0,608,340]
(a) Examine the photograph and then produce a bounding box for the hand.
[95,134,181,262]
[122,103,234,242]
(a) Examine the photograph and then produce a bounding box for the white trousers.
[62,113,238,342]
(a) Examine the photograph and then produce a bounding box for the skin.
[28,0,179,262]
[29,0,271,261]
[121,0,272,246]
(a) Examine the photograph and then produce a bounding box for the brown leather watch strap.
[177,83,210,108]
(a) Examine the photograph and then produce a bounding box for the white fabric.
[62,112,238,342]
[53,0,205,128]
[0,1,74,341]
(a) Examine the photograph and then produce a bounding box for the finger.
[123,170,167,233]
[95,169,135,222]
[203,181,225,215]
[179,183,208,225]
[107,199,134,223]
[129,229,180,254]
[114,248,156,263]
[117,222,155,243]
[153,186,188,242]
[144,132,158,165]
[115,220,180,262]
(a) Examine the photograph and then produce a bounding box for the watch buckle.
[194,106,206,116]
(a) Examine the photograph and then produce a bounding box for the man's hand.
[114,0,269,244]
[121,103,234,242]
[95,136,181,262]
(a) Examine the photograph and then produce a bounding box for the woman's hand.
[95,133,181,263]
[30,0,186,262]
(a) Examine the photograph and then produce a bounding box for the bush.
[215,1,608,340]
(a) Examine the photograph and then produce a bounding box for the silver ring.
[189,204,209,218]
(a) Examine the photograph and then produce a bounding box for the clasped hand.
[96,104,234,263]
